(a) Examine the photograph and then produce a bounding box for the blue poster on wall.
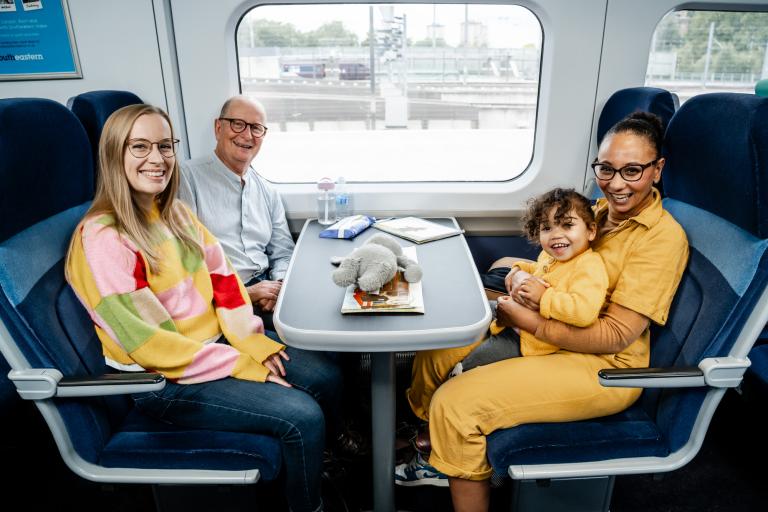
[0,0,81,80]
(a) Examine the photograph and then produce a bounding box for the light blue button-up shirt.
[178,153,295,282]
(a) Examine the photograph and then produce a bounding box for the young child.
[451,187,608,376]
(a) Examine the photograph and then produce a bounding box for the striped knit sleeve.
[193,214,285,363]
[70,218,274,383]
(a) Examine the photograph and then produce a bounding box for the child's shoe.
[394,452,448,487]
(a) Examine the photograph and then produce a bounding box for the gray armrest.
[598,357,750,389]
[8,368,165,399]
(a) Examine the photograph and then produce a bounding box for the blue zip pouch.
[319,215,375,239]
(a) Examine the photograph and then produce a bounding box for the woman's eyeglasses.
[591,159,658,182]
[126,138,180,158]
[219,117,268,138]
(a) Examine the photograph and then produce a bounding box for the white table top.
[274,218,492,352]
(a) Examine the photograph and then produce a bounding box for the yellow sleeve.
[611,215,689,325]
[538,251,609,327]
[512,260,537,274]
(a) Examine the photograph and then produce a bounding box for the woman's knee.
[428,380,468,426]
[488,256,518,271]
[278,391,326,441]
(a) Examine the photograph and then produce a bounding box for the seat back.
[0,97,125,464]
[596,87,677,147]
[646,92,768,452]
[68,90,143,181]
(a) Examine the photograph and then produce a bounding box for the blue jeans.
[133,342,342,512]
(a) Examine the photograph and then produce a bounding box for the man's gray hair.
[218,95,267,121]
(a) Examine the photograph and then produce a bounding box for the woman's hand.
[267,374,292,387]
[519,277,548,306]
[496,295,544,333]
[264,350,291,387]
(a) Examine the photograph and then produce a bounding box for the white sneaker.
[394,453,449,487]
[448,361,464,379]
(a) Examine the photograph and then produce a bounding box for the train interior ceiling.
[2,0,768,510]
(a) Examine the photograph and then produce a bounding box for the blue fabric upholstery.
[68,90,143,178]
[0,98,281,483]
[596,87,677,147]
[663,93,768,238]
[0,99,93,243]
[487,92,768,475]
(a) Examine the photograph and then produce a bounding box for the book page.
[341,246,424,313]
[373,217,461,243]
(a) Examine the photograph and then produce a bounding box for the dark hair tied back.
[605,111,664,157]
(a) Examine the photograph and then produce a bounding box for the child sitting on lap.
[451,187,608,376]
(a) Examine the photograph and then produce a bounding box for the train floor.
[3,369,766,512]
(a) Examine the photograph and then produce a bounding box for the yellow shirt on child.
[504,248,608,356]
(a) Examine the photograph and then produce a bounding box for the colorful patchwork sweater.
[66,204,284,384]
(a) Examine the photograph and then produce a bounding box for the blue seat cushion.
[101,409,282,480]
[486,404,667,473]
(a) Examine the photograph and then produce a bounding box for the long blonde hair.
[67,104,202,274]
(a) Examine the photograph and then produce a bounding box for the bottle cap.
[318,177,335,191]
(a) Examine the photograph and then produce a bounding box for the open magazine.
[373,217,462,244]
[340,246,425,314]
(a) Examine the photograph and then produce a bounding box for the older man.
[179,96,293,330]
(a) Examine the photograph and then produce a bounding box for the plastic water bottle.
[335,176,352,219]
[317,177,336,225]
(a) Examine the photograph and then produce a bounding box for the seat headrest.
[663,93,768,238]
[597,87,677,147]
[68,90,143,166]
[756,79,768,97]
[0,98,93,243]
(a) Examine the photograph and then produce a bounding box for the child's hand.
[518,277,548,307]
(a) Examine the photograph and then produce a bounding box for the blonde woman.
[66,104,339,512]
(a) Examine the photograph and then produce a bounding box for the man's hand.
[247,280,282,312]
[264,350,291,387]
[496,295,543,333]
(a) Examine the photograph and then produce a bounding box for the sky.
[243,4,542,49]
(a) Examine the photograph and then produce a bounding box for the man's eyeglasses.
[126,138,180,158]
[591,158,659,182]
[219,117,268,138]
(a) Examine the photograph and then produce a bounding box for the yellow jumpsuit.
[407,189,689,480]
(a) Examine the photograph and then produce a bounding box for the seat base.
[512,476,614,512]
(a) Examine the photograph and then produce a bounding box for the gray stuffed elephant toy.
[331,233,423,292]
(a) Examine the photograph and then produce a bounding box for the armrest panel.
[598,357,751,389]
[598,367,705,388]
[9,369,165,399]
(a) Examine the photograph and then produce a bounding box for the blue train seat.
[487,92,768,511]
[589,87,678,200]
[67,90,143,179]
[595,86,678,147]
[746,79,768,397]
[0,98,281,492]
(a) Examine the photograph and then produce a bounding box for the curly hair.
[522,188,595,243]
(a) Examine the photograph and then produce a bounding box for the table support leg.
[371,351,396,512]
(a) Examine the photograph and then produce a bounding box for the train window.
[236,4,542,183]
[646,10,768,104]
